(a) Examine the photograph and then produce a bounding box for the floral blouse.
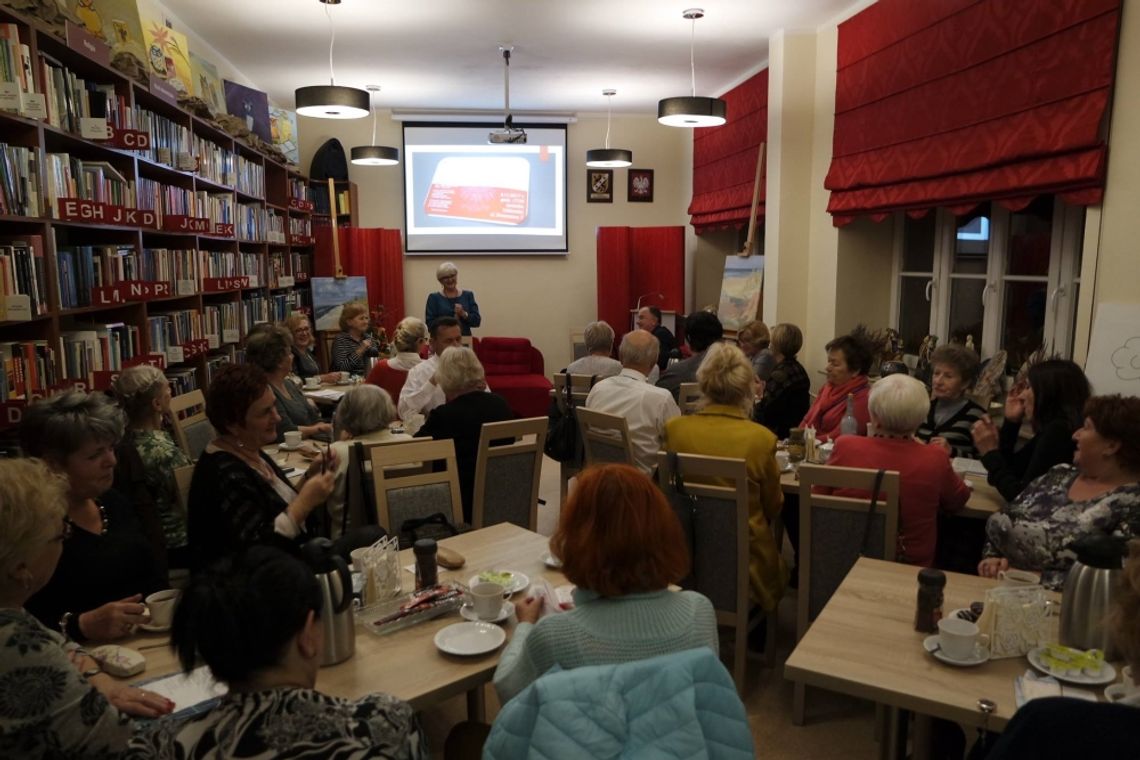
[983,464,1140,589]
[131,430,192,549]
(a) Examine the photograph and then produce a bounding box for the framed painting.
[628,168,654,202]
[587,169,613,203]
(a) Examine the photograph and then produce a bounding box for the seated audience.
[284,312,338,384]
[565,320,621,378]
[1,458,173,758]
[822,374,970,568]
[737,319,776,381]
[972,358,1090,502]
[187,364,335,567]
[492,464,717,703]
[665,343,786,623]
[635,306,675,371]
[21,391,163,642]
[127,546,423,758]
[398,316,465,422]
[426,261,481,336]
[753,322,811,439]
[327,385,411,536]
[916,344,987,458]
[656,310,724,400]
[366,316,428,399]
[246,325,331,443]
[585,329,680,475]
[112,365,192,569]
[800,330,874,441]
[415,347,513,523]
[979,394,1140,589]
[330,302,381,374]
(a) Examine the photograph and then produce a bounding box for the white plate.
[1027,646,1117,685]
[459,600,514,624]
[138,621,171,633]
[923,635,991,667]
[468,570,529,595]
[434,622,506,656]
[541,552,562,569]
[1104,683,1132,703]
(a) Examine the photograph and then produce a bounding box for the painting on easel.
[312,277,368,332]
[716,255,764,332]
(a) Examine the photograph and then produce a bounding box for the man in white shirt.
[585,329,681,475]
[398,316,464,421]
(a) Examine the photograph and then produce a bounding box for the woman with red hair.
[492,464,717,703]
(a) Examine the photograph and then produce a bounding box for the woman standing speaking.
[426,262,481,335]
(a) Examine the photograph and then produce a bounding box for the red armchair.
[474,337,553,418]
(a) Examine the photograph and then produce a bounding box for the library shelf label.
[58,199,158,229]
[203,276,250,292]
[91,354,166,391]
[21,93,47,121]
[222,328,240,344]
[277,275,295,288]
[148,74,179,106]
[79,117,110,140]
[213,222,235,237]
[295,271,310,283]
[0,82,19,112]
[65,21,111,68]
[103,126,152,150]
[288,234,316,246]
[92,280,174,305]
[178,338,209,362]
[162,215,211,234]
[288,198,315,212]
[0,294,31,322]
[1,379,95,428]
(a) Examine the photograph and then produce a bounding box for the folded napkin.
[1015,670,1098,708]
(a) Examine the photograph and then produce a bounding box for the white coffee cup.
[937,616,988,661]
[470,582,508,621]
[998,569,1041,587]
[1122,666,1140,697]
[304,376,320,388]
[283,430,302,448]
[145,589,181,629]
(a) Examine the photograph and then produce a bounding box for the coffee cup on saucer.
[282,431,303,449]
[304,376,320,389]
[937,617,988,661]
[144,589,181,629]
[470,582,510,621]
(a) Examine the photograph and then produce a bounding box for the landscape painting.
[717,254,764,331]
[312,277,368,332]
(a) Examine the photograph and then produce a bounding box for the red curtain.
[596,226,684,344]
[314,227,405,337]
[689,69,768,233]
[826,0,1122,226]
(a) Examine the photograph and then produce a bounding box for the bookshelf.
[311,177,357,227]
[0,6,316,431]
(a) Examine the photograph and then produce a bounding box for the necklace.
[96,500,109,534]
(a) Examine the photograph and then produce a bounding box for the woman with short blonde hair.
[425,262,481,336]
[696,342,756,415]
[366,316,427,400]
[737,320,775,381]
[284,312,338,384]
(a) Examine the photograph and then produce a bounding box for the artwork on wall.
[269,107,300,165]
[628,168,654,202]
[1084,302,1140,396]
[140,17,193,95]
[68,0,149,82]
[223,79,272,142]
[312,277,369,332]
[190,51,225,115]
[716,254,764,331]
[587,169,613,203]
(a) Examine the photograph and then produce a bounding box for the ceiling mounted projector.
[489,46,526,144]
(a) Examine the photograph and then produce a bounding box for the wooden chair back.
[677,382,704,414]
[369,438,462,533]
[472,417,548,531]
[172,464,195,519]
[550,372,596,414]
[168,390,214,461]
[575,407,634,467]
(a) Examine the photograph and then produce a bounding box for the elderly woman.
[20,391,163,643]
[112,365,192,568]
[823,374,970,567]
[330,302,380,374]
[753,322,811,439]
[284,312,339,384]
[915,344,987,458]
[415,347,513,523]
[800,330,874,442]
[565,321,621,378]
[187,364,336,567]
[366,316,428,400]
[0,459,172,756]
[246,325,331,443]
[664,343,786,623]
[972,358,1091,502]
[737,319,775,381]
[493,464,717,703]
[327,385,412,537]
[978,394,1140,589]
[426,261,481,336]
[127,545,423,758]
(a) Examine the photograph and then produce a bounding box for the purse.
[543,372,596,463]
[858,469,887,556]
[398,512,467,550]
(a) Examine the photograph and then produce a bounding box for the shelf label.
[213,222,234,237]
[162,215,210,234]
[104,126,151,150]
[203,276,250,292]
[222,328,240,344]
[166,345,184,364]
[148,74,179,105]
[246,274,259,288]
[294,271,310,282]
[177,152,197,172]
[57,198,158,229]
[288,197,314,212]
[65,21,111,67]
[127,354,168,370]
[206,334,220,349]
[288,234,315,246]
[277,275,295,288]
[79,117,109,140]
[267,231,287,244]
[91,280,174,305]
[176,279,197,296]
[0,294,31,321]
[181,339,209,361]
[20,93,47,121]
[0,82,19,112]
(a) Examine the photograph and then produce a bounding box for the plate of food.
[1027,644,1117,685]
[468,569,529,596]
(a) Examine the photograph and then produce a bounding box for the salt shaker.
[413,539,439,590]
[915,567,946,633]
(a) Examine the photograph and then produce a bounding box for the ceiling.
[162,0,859,116]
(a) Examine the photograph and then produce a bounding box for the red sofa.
[474,337,553,418]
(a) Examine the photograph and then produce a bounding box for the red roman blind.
[688,69,768,233]
[825,0,1122,226]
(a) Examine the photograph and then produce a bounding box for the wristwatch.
[58,611,83,642]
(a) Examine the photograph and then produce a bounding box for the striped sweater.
[916,398,987,458]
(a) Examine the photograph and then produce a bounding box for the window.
[891,197,1084,370]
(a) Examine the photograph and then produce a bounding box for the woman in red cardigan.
[800,331,874,441]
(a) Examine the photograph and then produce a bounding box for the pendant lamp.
[657,8,727,127]
[586,89,632,168]
[351,86,400,165]
[294,0,369,119]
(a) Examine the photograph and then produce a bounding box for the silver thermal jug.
[302,538,356,666]
[1059,535,1128,658]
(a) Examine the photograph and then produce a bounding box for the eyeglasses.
[293,327,312,335]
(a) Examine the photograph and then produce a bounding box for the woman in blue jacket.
[425,261,481,335]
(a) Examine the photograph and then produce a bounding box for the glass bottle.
[840,393,858,437]
[787,427,806,464]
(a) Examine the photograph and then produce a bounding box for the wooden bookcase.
[311,177,358,228]
[0,6,316,432]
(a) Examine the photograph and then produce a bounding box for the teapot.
[1059,535,1128,658]
[302,538,356,666]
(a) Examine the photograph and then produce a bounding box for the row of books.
[289,216,312,236]
[148,309,205,353]
[38,55,124,136]
[165,367,198,396]
[0,235,48,317]
[266,209,285,241]
[59,322,141,383]
[194,136,236,187]
[236,155,264,198]
[240,293,269,333]
[201,192,233,228]
[0,143,39,216]
[313,184,352,216]
[269,291,302,323]
[289,177,311,203]
[0,23,33,115]
[44,153,133,215]
[135,106,194,171]
[203,302,240,343]
[200,250,264,281]
[237,202,266,241]
[0,340,55,400]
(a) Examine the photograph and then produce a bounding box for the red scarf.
[801,375,870,440]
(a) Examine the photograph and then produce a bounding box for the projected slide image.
[423,156,530,226]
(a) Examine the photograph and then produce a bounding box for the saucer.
[1104,683,1132,703]
[434,622,506,656]
[923,635,991,667]
[459,600,514,624]
[277,442,303,451]
[541,552,562,569]
[138,621,171,633]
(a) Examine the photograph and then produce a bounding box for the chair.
[471,417,547,531]
[657,451,751,695]
[677,381,703,414]
[168,390,215,461]
[792,464,900,725]
[369,438,463,533]
[575,407,634,467]
[551,372,598,500]
[343,437,415,533]
[569,328,587,361]
[173,464,195,518]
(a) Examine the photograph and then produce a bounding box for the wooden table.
[779,469,1004,519]
[129,523,559,716]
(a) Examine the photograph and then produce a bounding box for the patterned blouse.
[125,687,424,759]
[982,465,1140,589]
[331,333,379,375]
[0,608,131,759]
[130,430,192,549]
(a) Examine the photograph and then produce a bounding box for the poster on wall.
[716,255,764,332]
[190,51,225,115]
[68,0,149,83]
[1084,302,1140,396]
[312,277,369,332]
[270,107,300,165]
[223,79,272,142]
[140,17,193,95]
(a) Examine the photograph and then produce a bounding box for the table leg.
[466,685,486,722]
[878,706,910,760]
[911,714,932,760]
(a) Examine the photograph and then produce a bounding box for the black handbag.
[543,372,596,463]
[398,512,466,550]
[858,469,888,556]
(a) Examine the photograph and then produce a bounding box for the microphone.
[635,292,665,311]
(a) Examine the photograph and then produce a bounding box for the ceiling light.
[657,9,727,128]
[294,0,369,119]
[351,86,400,166]
[586,89,632,168]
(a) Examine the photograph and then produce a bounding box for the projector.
[488,128,527,144]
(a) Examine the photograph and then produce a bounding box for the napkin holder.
[976,585,1048,659]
